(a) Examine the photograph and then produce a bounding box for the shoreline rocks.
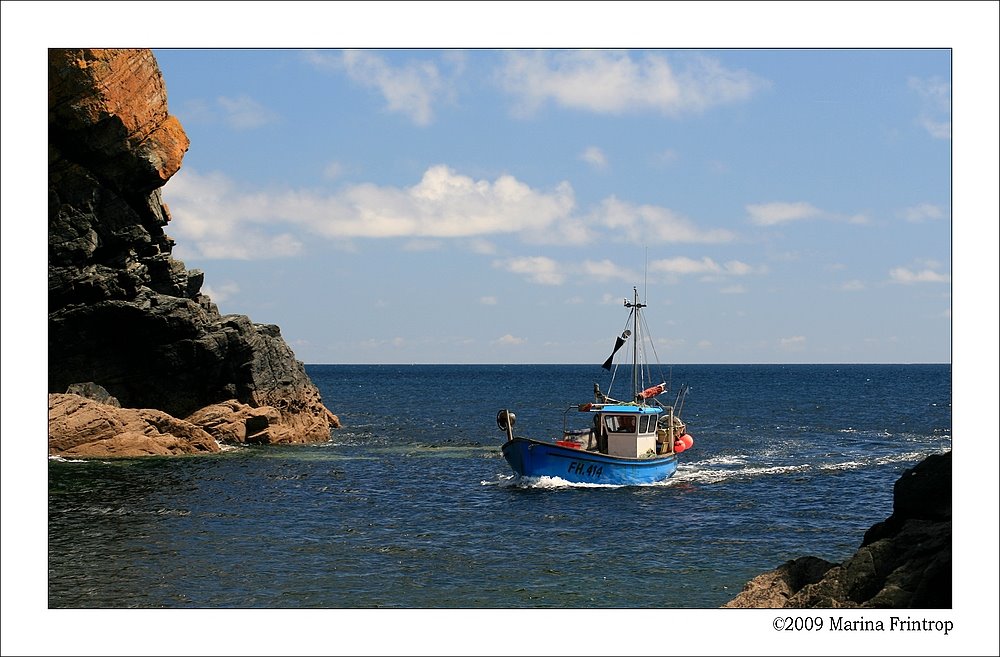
[722,451,952,608]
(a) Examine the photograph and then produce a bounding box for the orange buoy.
[673,440,687,453]
[679,433,694,450]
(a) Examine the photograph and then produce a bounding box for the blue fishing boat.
[497,287,693,485]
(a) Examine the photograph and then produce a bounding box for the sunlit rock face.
[48,48,339,458]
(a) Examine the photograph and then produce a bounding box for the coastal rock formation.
[49,393,221,458]
[723,451,951,608]
[48,48,339,458]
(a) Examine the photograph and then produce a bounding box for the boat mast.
[625,286,645,400]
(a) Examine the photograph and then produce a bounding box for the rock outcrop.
[723,451,952,608]
[48,48,339,458]
[48,393,221,458]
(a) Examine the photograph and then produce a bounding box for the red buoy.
[679,433,694,450]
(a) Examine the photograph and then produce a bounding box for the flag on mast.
[601,330,631,370]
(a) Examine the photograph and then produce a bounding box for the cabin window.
[639,415,651,434]
[605,415,637,434]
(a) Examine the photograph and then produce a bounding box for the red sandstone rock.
[48,48,189,187]
[49,394,221,458]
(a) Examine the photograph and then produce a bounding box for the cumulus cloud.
[495,334,526,346]
[164,166,579,258]
[480,296,498,305]
[908,76,951,139]
[163,170,304,260]
[594,197,735,243]
[164,166,736,259]
[779,336,806,348]
[305,49,456,126]
[580,146,608,169]
[498,50,768,117]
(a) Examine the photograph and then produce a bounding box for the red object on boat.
[673,439,687,453]
[555,440,583,449]
[679,433,694,450]
[640,383,665,399]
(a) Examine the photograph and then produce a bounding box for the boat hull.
[501,437,678,485]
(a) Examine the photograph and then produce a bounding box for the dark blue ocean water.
[48,364,951,609]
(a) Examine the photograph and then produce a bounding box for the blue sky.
[154,45,955,364]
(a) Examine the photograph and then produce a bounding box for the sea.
[47,363,952,614]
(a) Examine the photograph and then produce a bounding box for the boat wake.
[484,473,686,489]
[672,447,950,485]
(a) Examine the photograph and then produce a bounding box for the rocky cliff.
[48,48,339,457]
[723,450,952,608]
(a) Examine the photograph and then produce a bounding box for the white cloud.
[720,285,746,294]
[164,166,735,259]
[494,256,564,285]
[580,146,608,169]
[216,95,279,130]
[594,197,735,243]
[889,267,950,284]
[840,280,865,291]
[306,50,454,126]
[908,76,951,140]
[480,296,498,305]
[649,256,754,277]
[163,166,578,258]
[492,253,756,288]
[580,259,636,282]
[900,203,947,223]
[163,170,303,260]
[498,50,768,117]
[495,334,525,346]
[746,201,868,227]
[746,202,821,226]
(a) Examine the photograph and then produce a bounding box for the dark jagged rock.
[723,451,952,608]
[48,48,339,457]
[65,382,120,407]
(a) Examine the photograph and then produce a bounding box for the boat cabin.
[564,404,659,458]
